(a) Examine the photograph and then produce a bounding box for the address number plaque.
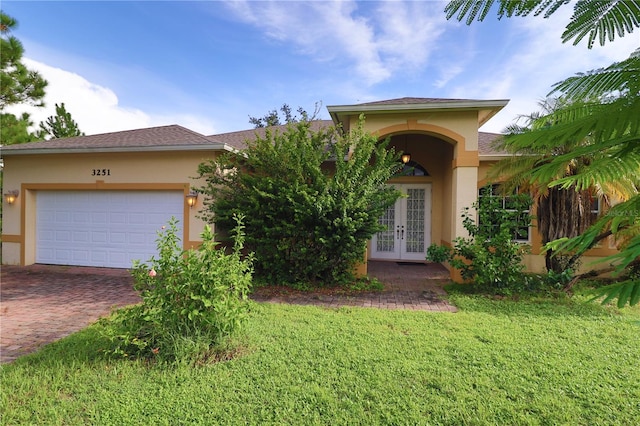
[92,169,111,176]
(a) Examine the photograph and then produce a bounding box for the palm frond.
[445,0,572,23]
[551,54,640,99]
[525,133,639,190]
[445,0,498,23]
[486,155,546,191]
[500,97,640,155]
[563,0,640,48]
[446,0,639,49]
[551,149,640,191]
[588,279,640,308]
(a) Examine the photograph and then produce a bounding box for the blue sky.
[3,1,638,136]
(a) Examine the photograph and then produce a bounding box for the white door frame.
[370,183,431,261]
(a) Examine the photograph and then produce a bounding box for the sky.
[3,0,638,137]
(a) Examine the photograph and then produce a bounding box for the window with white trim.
[478,184,531,242]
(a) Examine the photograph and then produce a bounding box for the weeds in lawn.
[99,217,253,364]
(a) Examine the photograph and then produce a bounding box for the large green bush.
[197,118,402,287]
[101,217,253,363]
[427,193,532,295]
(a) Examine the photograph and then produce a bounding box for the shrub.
[101,216,253,363]
[197,118,402,287]
[427,194,532,295]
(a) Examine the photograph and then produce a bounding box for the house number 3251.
[92,169,111,176]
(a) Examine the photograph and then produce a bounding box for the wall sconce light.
[185,191,198,208]
[4,190,19,205]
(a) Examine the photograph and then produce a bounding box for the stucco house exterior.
[1,97,617,279]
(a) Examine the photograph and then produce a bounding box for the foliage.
[0,11,47,110]
[446,0,640,306]
[100,217,253,363]
[37,102,84,139]
[0,111,39,145]
[248,102,320,128]
[3,300,639,424]
[488,98,637,274]
[197,117,402,287]
[427,193,532,295]
[445,0,639,48]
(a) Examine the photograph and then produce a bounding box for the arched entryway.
[326,97,508,277]
[369,132,454,263]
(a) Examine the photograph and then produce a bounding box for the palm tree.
[488,98,638,274]
[446,0,640,306]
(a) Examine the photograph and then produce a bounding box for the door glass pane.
[376,204,395,252]
[405,188,425,253]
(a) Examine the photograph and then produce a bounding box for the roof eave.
[1,143,232,156]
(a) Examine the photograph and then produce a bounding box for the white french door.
[371,184,431,261]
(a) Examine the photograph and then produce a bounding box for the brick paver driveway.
[1,265,140,364]
[1,262,455,364]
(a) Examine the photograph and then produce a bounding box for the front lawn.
[1,294,639,425]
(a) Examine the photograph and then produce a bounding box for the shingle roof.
[2,124,226,154]
[208,120,334,151]
[210,120,505,156]
[1,114,506,157]
[354,97,481,106]
[478,132,508,156]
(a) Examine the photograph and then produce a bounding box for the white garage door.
[36,190,184,268]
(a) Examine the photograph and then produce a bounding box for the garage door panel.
[73,212,91,224]
[92,232,108,243]
[55,230,72,242]
[92,212,108,224]
[73,231,90,243]
[129,213,146,224]
[129,232,148,245]
[36,191,183,268]
[55,211,71,223]
[73,250,90,263]
[90,251,107,263]
[110,232,127,244]
[109,212,127,224]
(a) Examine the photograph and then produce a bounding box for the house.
[1,97,617,279]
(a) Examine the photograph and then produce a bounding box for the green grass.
[2,295,639,425]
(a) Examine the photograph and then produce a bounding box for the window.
[397,161,429,176]
[478,184,531,242]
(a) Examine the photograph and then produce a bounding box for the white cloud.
[7,59,218,136]
[223,0,448,85]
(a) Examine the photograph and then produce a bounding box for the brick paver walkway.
[1,262,455,364]
[252,261,457,312]
[0,265,140,364]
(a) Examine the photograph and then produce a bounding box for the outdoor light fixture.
[4,190,19,205]
[401,135,411,164]
[186,191,198,208]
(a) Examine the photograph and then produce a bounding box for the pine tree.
[0,112,38,145]
[38,103,84,139]
[0,11,47,110]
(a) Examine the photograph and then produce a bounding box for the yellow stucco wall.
[1,150,220,265]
